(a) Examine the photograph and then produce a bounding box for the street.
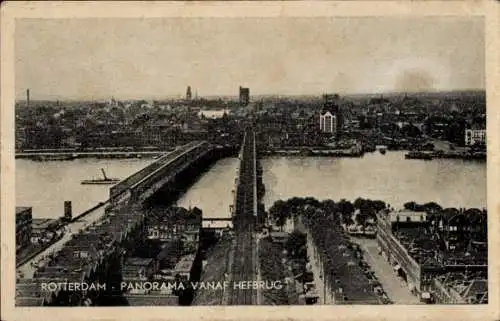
[351,237,422,304]
[17,206,107,279]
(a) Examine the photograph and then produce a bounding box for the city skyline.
[16,17,484,100]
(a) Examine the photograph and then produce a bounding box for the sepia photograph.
[1,1,498,320]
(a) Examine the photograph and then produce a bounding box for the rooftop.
[32,218,60,230]
[392,227,487,267]
[174,255,196,271]
[305,216,380,304]
[31,206,147,283]
[435,272,488,304]
[125,257,155,267]
[16,207,32,215]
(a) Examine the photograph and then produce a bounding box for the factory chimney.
[26,89,30,107]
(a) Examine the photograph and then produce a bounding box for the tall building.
[465,125,486,146]
[239,86,250,106]
[186,86,192,100]
[16,207,32,252]
[319,94,341,134]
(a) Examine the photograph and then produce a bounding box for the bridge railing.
[109,141,203,200]
[130,141,210,197]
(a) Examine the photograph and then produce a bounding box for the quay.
[16,151,167,160]
[404,150,486,161]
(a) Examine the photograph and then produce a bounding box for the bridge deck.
[110,141,207,201]
[110,141,210,204]
[228,130,258,305]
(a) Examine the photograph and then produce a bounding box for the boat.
[33,154,75,161]
[81,168,120,185]
[379,147,387,155]
[405,151,433,160]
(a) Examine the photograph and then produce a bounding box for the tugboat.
[81,168,120,185]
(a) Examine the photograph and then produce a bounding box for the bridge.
[226,129,259,305]
[15,138,257,306]
[109,141,213,206]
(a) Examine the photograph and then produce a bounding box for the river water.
[261,152,486,209]
[16,151,486,221]
[16,158,153,219]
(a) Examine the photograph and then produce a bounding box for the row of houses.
[16,207,64,254]
[16,203,203,306]
[376,208,487,304]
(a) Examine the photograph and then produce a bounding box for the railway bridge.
[226,129,261,305]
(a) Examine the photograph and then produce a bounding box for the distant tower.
[239,86,250,106]
[26,89,30,107]
[186,86,192,100]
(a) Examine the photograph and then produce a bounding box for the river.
[16,158,153,219]
[16,151,486,221]
[261,151,486,209]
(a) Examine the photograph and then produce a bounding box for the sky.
[15,17,485,100]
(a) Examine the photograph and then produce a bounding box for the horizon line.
[15,88,486,102]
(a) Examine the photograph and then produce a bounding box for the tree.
[321,199,337,214]
[404,201,418,211]
[337,199,354,216]
[285,230,307,259]
[372,200,386,212]
[353,198,365,210]
[269,200,290,230]
[422,202,442,214]
[356,212,369,227]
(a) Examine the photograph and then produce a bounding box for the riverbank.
[17,200,110,269]
[405,150,486,161]
[16,151,167,160]
[262,148,363,157]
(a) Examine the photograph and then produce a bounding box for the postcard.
[1,1,498,321]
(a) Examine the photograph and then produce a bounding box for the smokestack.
[26,89,30,107]
[64,201,72,221]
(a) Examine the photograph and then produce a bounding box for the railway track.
[228,130,258,305]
